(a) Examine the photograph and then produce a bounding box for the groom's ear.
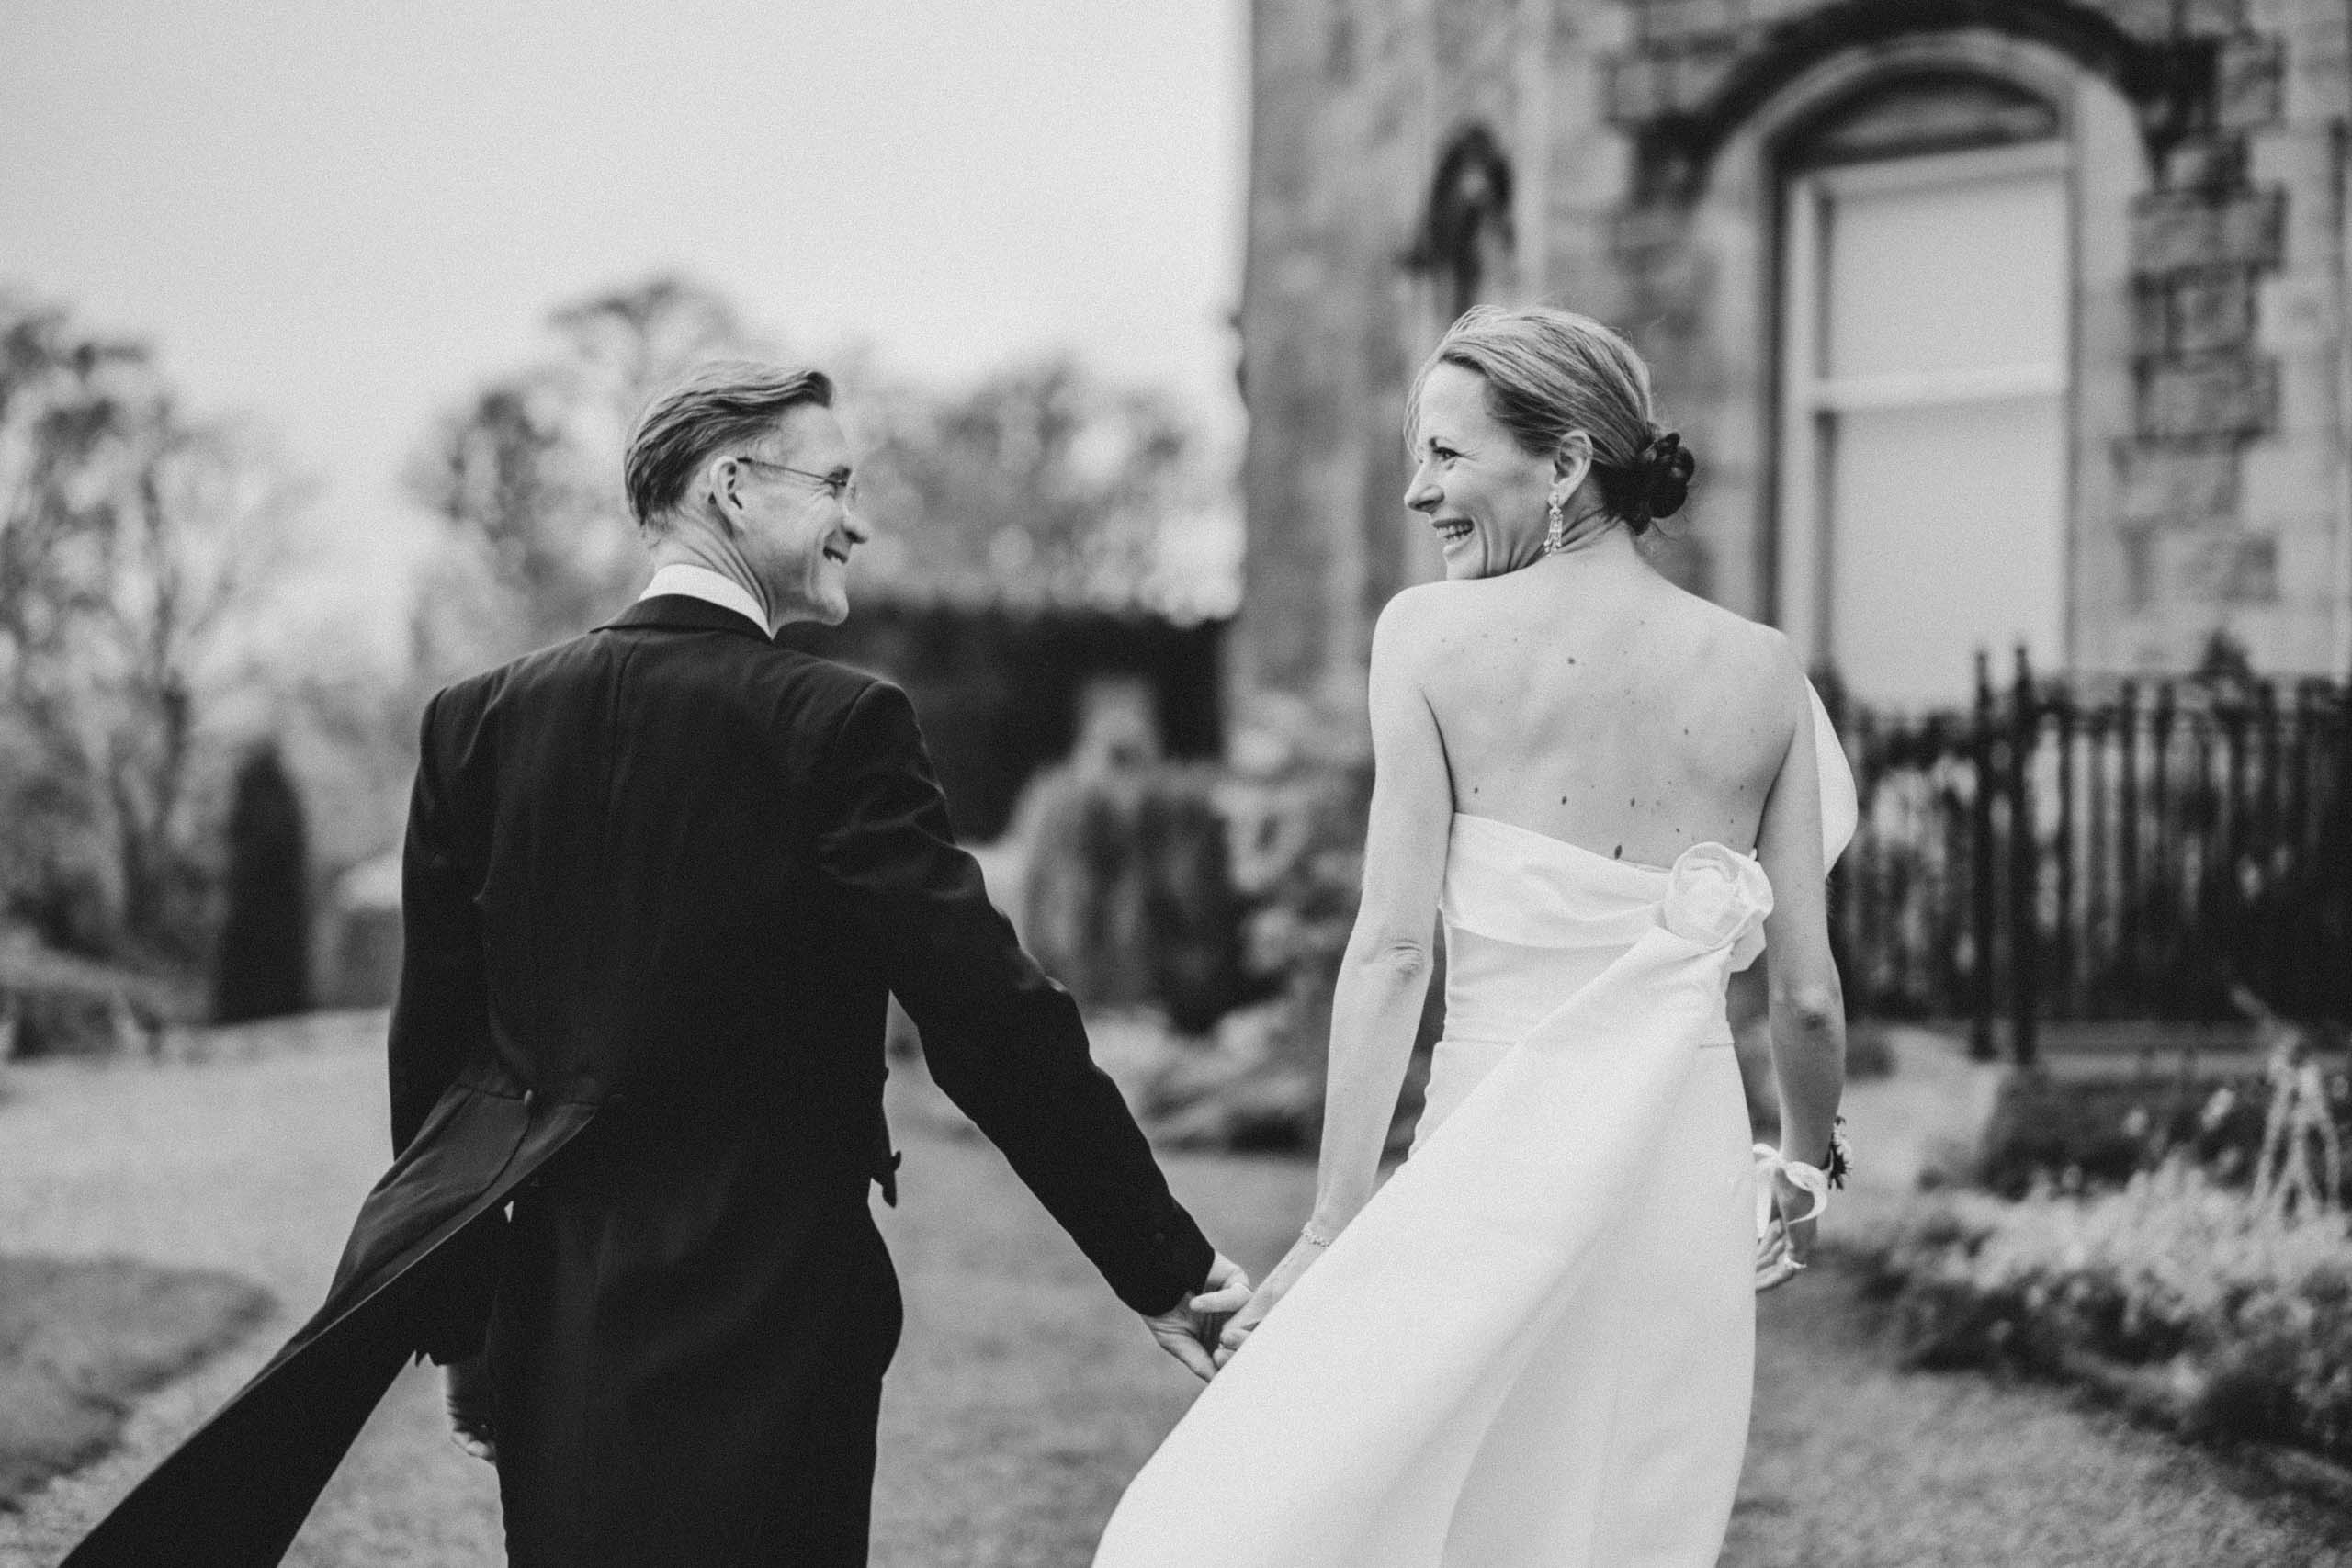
[704,455,744,532]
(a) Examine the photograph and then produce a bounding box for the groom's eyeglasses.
[732,456,861,509]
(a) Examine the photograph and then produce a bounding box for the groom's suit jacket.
[65,593,1215,1567]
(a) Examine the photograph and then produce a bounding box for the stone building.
[1235,0,2352,713]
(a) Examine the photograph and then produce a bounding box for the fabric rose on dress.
[1658,842,1773,951]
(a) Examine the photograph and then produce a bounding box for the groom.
[65,362,1246,1568]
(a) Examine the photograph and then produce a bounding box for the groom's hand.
[1141,1251,1251,1382]
[443,1351,498,1464]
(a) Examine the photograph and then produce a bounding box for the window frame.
[1773,137,2078,682]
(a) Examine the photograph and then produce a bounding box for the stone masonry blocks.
[2168,266,2262,352]
[2131,187,2287,275]
[2177,0,2249,37]
[1637,0,1747,45]
[2178,530,2281,603]
[2117,442,2242,524]
[2218,34,2288,129]
[1603,34,1747,126]
[2164,136,2252,191]
[2139,353,2281,438]
[2133,277,2173,350]
[1604,53,1672,124]
[2101,0,2182,42]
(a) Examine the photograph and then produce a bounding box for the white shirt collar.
[639,563,769,633]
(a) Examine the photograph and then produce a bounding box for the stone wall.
[1237,0,2352,722]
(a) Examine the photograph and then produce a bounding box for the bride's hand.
[1214,1228,1329,1368]
[1754,1169,1820,1292]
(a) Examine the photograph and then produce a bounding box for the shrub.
[0,935,192,1059]
[1012,716,1455,1150]
[1861,1160,2352,1464]
[1016,761,1256,1036]
[210,743,312,1024]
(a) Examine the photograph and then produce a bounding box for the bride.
[1095,304,1854,1568]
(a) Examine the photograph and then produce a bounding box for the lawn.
[0,1255,270,1508]
[1,1014,2347,1567]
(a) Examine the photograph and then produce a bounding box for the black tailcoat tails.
[65,594,1216,1567]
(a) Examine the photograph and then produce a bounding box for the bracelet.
[1299,1219,1338,1248]
[1819,1115,1851,1190]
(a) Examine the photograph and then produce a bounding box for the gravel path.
[3,1016,2346,1567]
[0,1018,503,1568]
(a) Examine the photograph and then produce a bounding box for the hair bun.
[1642,429,1694,522]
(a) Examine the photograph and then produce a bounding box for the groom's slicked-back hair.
[626,360,834,531]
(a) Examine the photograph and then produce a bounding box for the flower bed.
[1977,1050,2351,1199]
[1858,1161,2352,1467]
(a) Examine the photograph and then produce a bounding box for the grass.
[870,1080,1313,1565]
[4,1015,2350,1565]
[0,1255,270,1509]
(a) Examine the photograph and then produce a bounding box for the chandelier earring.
[1544,496,1568,555]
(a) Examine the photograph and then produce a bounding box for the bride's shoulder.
[1658,583,1793,662]
[1663,592,1809,717]
[1370,580,1473,661]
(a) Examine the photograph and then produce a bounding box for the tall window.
[1775,80,2070,706]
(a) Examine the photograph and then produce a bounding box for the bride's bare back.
[1397,541,1797,868]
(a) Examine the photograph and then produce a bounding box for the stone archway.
[1633,28,2149,697]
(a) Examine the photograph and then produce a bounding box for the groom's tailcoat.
[65,594,1215,1568]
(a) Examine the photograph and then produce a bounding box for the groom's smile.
[721,403,872,630]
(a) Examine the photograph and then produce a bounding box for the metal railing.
[1822,651,2351,1066]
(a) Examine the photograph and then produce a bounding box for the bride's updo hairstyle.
[1410,304,1695,533]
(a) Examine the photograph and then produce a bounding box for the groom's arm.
[388,689,493,1155]
[386,686,504,1369]
[815,678,1215,1316]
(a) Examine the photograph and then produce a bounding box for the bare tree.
[404,275,768,673]
[854,355,1233,616]
[405,276,1235,681]
[0,295,294,962]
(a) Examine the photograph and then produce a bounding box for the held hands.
[1754,1166,1822,1292]
[1213,1222,1332,1369]
[443,1351,498,1464]
[1142,1252,1253,1382]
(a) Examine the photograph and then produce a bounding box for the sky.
[2,0,1248,637]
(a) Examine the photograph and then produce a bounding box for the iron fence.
[1823,652,2351,1066]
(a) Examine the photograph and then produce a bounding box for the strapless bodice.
[1438,815,1771,1045]
[1420,818,1774,1145]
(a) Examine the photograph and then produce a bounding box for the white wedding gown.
[1095,692,1855,1568]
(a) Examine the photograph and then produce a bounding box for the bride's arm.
[1313,597,1454,1230]
[1752,641,1847,1207]
[1219,597,1452,1361]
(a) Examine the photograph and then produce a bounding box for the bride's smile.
[1403,359,1580,581]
